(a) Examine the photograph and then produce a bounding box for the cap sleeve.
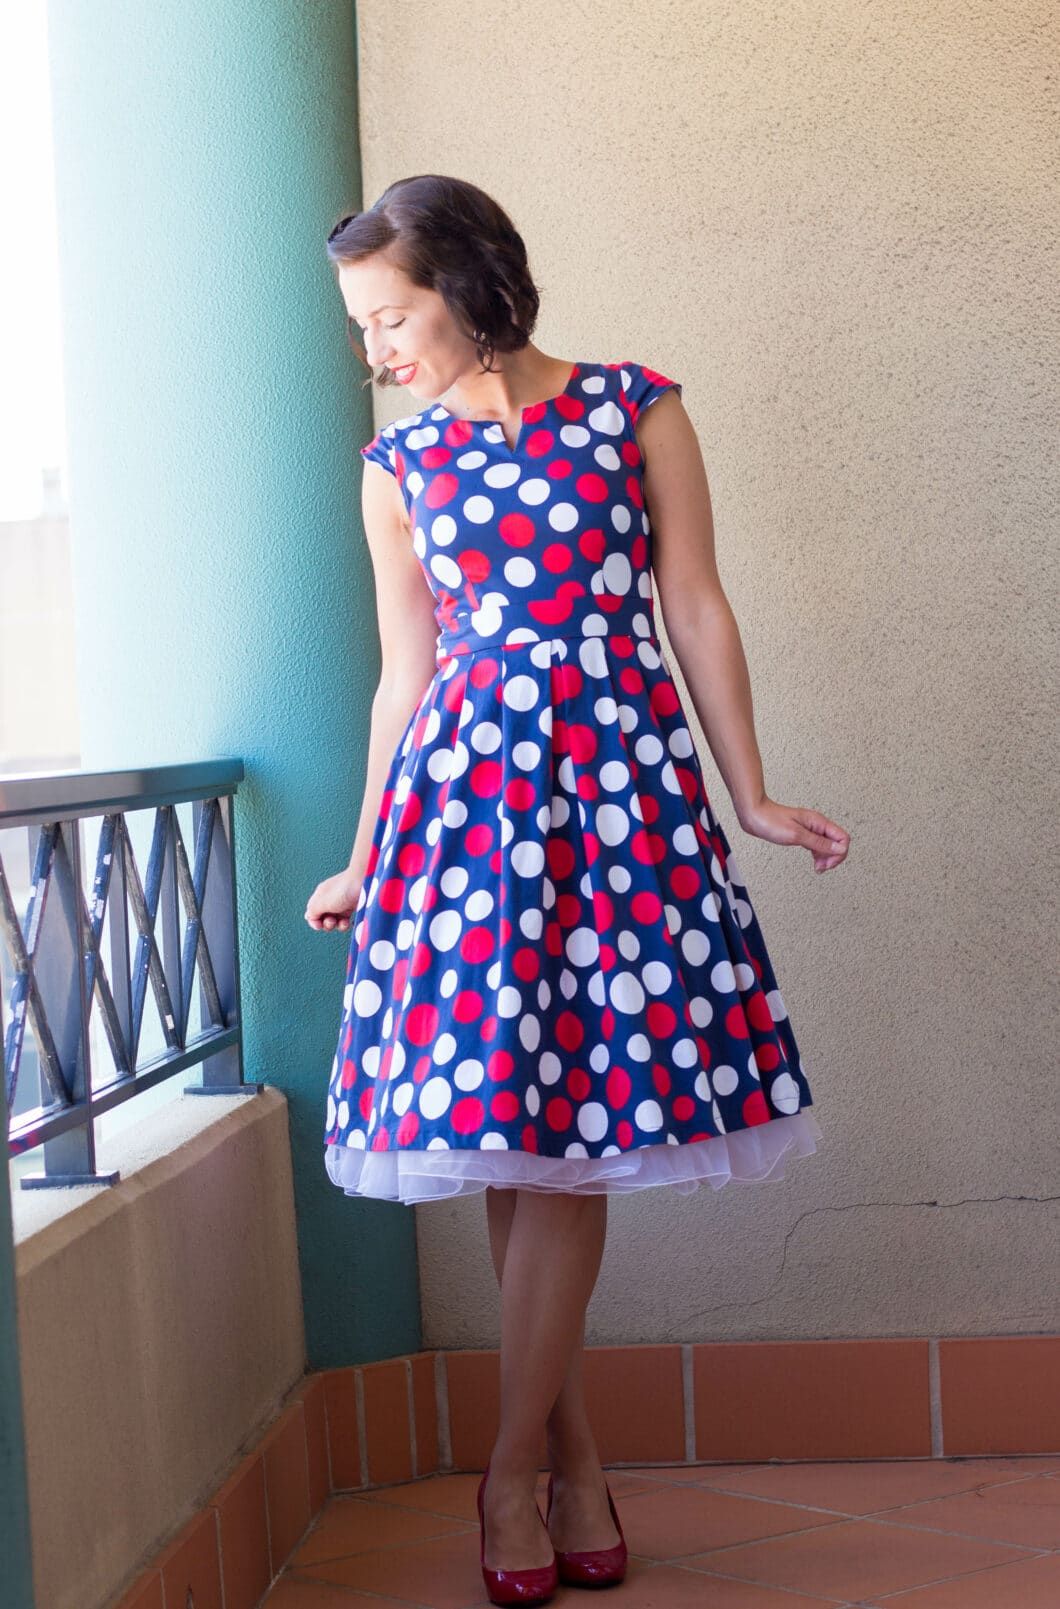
[621,362,682,423]
[360,426,399,478]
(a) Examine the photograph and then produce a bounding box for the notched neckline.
[431,361,582,432]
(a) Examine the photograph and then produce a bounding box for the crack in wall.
[667,1192,1060,1331]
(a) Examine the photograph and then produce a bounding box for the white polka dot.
[610,972,645,1013]
[504,556,537,587]
[419,1077,452,1119]
[454,1059,484,1090]
[470,721,502,754]
[512,739,541,769]
[463,494,495,523]
[767,989,788,1021]
[599,760,630,791]
[566,927,600,966]
[596,803,630,846]
[770,1072,801,1114]
[353,979,381,1016]
[712,1065,739,1096]
[480,1131,509,1148]
[634,1099,664,1132]
[429,910,462,951]
[511,839,545,877]
[517,478,551,505]
[710,961,736,992]
[430,553,463,589]
[503,674,539,711]
[525,1085,541,1116]
[577,1102,610,1142]
[548,502,579,532]
[538,1052,563,1085]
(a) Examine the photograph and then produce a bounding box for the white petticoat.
[325,1109,823,1205]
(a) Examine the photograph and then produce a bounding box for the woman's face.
[337,252,473,402]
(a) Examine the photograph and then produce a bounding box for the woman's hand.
[736,797,850,873]
[304,867,365,932]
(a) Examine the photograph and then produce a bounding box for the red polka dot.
[470,656,500,686]
[396,1112,420,1145]
[542,542,573,572]
[499,512,536,547]
[465,823,493,855]
[755,1043,782,1073]
[488,1050,515,1081]
[460,548,490,582]
[646,1001,676,1038]
[606,1067,631,1108]
[567,1067,591,1101]
[340,1057,357,1089]
[491,1090,520,1122]
[616,1119,634,1149]
[652,1064,672,1097]
[424,472,459,507]
[546,1096,572,1131]
[556,1011,584,1053]
[470,760,502,797]
[461,926,494,964]
[742,1089,771,1126]
[525,429,555,457]
[578,528,606,562]
[575,472,609,502]
[673,1095,695,1121]
[405,1003,439,1045]
[371,1128,390,1150]
[453,990,483,1022]
[505,778,536,810]
[379,878,405,913]
[725,1003,750,1039]
[631,891,663,924]
[521,1124,538,1153]
[452,1097,485,1135]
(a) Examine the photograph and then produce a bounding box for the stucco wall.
[356,1,1059,1345]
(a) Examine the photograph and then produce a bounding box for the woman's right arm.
[305,458,440,932]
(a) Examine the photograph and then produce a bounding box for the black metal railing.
[1,761,257,1188]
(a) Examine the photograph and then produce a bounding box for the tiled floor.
[261,1456,1060,1607]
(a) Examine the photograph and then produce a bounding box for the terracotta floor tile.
[290,1494,473,1567]
[558,1557,842,1607]
[295,1529,493,1607]
[681,1515,1033,1600]
[874,1474,1060,1550]
[264,1574,416,1605]
[862,1549,1060,1607]
[690,1455,1060,1514]
[614,1481,841,1559]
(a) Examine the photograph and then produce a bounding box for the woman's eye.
[385,319,405,330]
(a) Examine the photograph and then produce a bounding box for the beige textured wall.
[356,1,1059,1345]
[15,1091,306,1609]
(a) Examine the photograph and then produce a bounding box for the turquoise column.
[1,1175,35,1608]
[44,0,419,1365]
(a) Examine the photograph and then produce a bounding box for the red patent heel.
[477,1461,559,1606]
[545,1473,628,1587]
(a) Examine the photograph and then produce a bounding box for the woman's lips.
[392,363,418,384]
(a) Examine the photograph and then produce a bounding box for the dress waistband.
[435,590,658,662]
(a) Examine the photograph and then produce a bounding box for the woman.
[306,174,849,1606]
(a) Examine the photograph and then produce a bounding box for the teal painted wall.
[44,0,420,1365]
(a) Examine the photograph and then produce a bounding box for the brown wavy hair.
[326,174,541,390]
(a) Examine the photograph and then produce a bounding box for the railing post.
[1,1171,37,1609]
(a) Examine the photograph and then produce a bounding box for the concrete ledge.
[15,1085,306,1609]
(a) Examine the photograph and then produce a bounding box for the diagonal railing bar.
[123,810,182,1067]
[176,797,224,1034]
[1,761,252,1186]
[79,815,132,1081]
[0,825,69,1115]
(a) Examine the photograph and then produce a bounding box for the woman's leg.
[482,1186,619,1564]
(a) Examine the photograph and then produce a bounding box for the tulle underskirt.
[324,1108,823,1205]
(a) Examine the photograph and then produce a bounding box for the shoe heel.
[478,1462,558,1606]
[545,1473,628,1587]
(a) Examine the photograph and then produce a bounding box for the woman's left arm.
[639,391,850,874]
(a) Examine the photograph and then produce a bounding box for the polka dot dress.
[324,360,822,1203]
